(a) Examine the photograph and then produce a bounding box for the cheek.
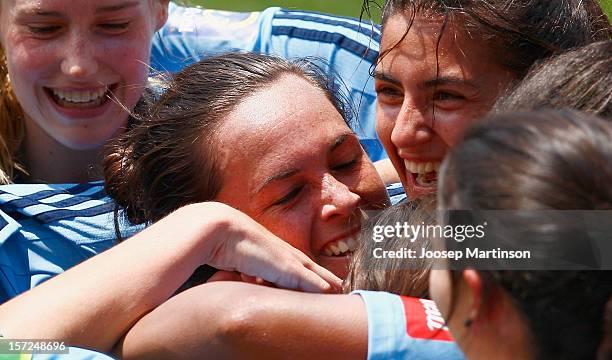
[355,163,390,208]
[434,112,481,148]
[5,42,54,84]
[106,36,152,78]
[105,38,153,107]
[254,211,314,256]
[375,103,398,149]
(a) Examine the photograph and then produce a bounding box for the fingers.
[302,261,343,293]
[292,267,341,294]
[262,250,341,293]
[278,244,343,293]
[239,274,276,287]
[207,271,243,283]
[202,203,343,293]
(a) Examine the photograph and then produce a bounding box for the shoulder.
[0,182,143,301]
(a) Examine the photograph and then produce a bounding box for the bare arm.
[374,158,401,185]
[0,202,340,352]
[116,282,367,360]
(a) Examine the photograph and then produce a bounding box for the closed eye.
[332,159,358,171]
[27,25,62,34]
[98,22,131,33]
[433,91,465,101]
[272,185,304,206]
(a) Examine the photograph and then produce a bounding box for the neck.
[459,294,535,360]
[22,119,104,183]
[460,330,533,360]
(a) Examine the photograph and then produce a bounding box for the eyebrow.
[95,1,140,14]
[328,132,354,154]
[373,70,402,87]
[422,76,478,90]
[16,7,62,17]
[254,168,299,195]
[374,70,478,91]
[16,1,139,17]
[253,133,356,196]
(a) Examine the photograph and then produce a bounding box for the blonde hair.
[0,46,26,184]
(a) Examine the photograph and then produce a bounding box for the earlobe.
[462,269,483,323]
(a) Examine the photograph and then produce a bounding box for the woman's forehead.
[4,0,150,15]
[378,14,498,82]
[219,75,347,140]
[215,76,353,176]
[381,14,478,58]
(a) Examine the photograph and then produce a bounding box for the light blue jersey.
[353,291,465,360]
[0,182,142,303]
[151,3,386,160]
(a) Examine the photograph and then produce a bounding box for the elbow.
[215,295,264,344]
[212,289,273,359]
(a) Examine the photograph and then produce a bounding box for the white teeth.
[403,160,442,175]
[321,236,359,257]
[51,87,108,104]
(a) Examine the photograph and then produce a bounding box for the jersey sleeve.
[352,290,465,360]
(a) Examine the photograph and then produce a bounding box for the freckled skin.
[0,0,167,150]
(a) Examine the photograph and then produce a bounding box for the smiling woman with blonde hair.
[0,0,172,183]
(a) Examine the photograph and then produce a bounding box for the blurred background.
[187,1,371,18]
[187,0,611,22]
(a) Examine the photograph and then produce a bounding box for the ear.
[153,0,170,32]
[462,269,483,322]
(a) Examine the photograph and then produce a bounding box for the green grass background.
[186,1,370,18]
[187,0,611,21]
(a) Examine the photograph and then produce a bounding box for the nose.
[390,101,434,149]
[60,32,99,78]
[320,174,361,221]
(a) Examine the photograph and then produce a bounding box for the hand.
[189,202,342,293]
[207,271,276,288]
[207,270,243,283]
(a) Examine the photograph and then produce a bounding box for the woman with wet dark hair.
[371,0,610,199]
[431,109,612,360]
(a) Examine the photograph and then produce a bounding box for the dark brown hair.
[344,196,436,297]
[375,0,610,78]
[494,40,611,118]
[104,52,352,232]
[440,109,612,359]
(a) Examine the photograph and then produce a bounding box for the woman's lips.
[321,234,359,257]
[44,83,118,117]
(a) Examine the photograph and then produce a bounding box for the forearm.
[117,282,367,360]
[374,158,400,185]
[0,203,226,351]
